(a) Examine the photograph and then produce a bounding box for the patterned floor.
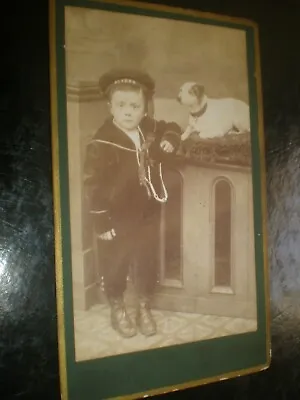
[74,304,257,362]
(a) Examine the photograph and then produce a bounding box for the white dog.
[177,82,251,141]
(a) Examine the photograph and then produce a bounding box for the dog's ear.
[190,83,205,101]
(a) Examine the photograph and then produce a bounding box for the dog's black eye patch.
[191,84,205,100]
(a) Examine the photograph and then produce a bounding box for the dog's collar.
[190,102,207,118]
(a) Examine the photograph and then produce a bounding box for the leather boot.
[108,296,137,338]
[136,296,157,336]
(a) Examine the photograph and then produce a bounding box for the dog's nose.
[176,95,181,103]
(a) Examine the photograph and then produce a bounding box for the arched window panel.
[160,168,183,287]
[213,178,233,291]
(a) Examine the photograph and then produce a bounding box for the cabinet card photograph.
[50,1,270,399]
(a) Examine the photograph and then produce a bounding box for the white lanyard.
[136,126,168,203]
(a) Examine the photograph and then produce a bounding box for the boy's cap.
[99,69,155,98]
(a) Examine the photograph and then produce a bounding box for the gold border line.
[49,0,69,399]
[109,362,269,400]
[253,22,272,365]
[90,0,259,29]
[49,1,271,399]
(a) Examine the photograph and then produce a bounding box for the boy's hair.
[106,83,152,114]
[106,82,148,102]
[99,70,156,116]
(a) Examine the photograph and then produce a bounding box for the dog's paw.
[181,133,190,141]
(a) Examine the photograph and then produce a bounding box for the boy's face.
[109,89,145,131]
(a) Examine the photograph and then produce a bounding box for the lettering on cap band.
[113,78,139,85]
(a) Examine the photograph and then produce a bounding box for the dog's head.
[177,82,205,107]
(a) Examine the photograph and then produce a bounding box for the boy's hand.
[160,140,174,153]
[99,229,116,241]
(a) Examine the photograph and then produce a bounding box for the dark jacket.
[84,116,182,235]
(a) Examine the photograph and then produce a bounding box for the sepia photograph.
[64,4,257,362]
[50,0,270,398]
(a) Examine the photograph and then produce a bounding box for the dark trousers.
[98,199,160,298]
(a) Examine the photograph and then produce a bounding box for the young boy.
[84,69,182,338]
